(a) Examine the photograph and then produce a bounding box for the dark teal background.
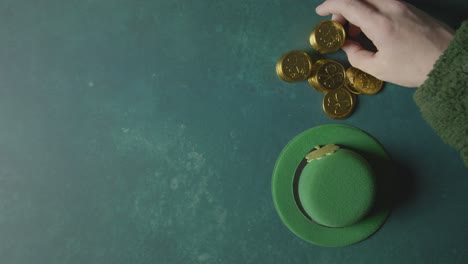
[0,0,467,263]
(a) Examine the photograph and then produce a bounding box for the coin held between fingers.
[310,20,346,54]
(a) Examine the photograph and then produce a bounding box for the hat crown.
[298,149,375,228]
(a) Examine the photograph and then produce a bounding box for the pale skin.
[316,0,456,87]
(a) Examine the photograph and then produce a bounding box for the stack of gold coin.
[345,67,383,95]
[308,59,346,94]
[275,19,384,119]
[310,20,345,54]
[276,51,313,82]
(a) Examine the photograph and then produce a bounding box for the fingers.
[330,13,362,38]
[348,23,362,37]
[316,0,379,34]
[317,0,383,76]
[341,40,376,73]
[332,14,361,37]
[331,14,346,25]
[359,0,391,9]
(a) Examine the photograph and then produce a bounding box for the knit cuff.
[414,21,468,167]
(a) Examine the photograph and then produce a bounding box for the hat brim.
[272,124,392,247]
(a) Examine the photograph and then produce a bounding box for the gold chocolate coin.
[276,51,313,82]
[345,83,361,95]
[345,68,362,95]
[349,67,384,95]
[308,59,345,93]
[308,75,327,93]
[310,20,346,54]
[322,87,356,119]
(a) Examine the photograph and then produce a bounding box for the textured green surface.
[272,125,390,247]
[414,21,468,167]
[298,149,375,228]
[0,0,467,263]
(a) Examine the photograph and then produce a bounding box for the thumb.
[342,40,376,73]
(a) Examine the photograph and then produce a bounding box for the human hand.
[316,0,455,87]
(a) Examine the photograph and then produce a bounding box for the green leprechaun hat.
[272,124,393,247]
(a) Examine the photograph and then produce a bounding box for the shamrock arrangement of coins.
[276,20,384,119]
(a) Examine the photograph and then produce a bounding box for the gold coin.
[307,75,327,93]
[310,20,346,54]
[276,51,313,82]
[345,83,361,95]
[345,67,362,95]
[349,67,384,95]
[308,59,345,93]
[322,87,356,119]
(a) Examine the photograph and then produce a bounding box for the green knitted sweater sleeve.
[414,21,468,167]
